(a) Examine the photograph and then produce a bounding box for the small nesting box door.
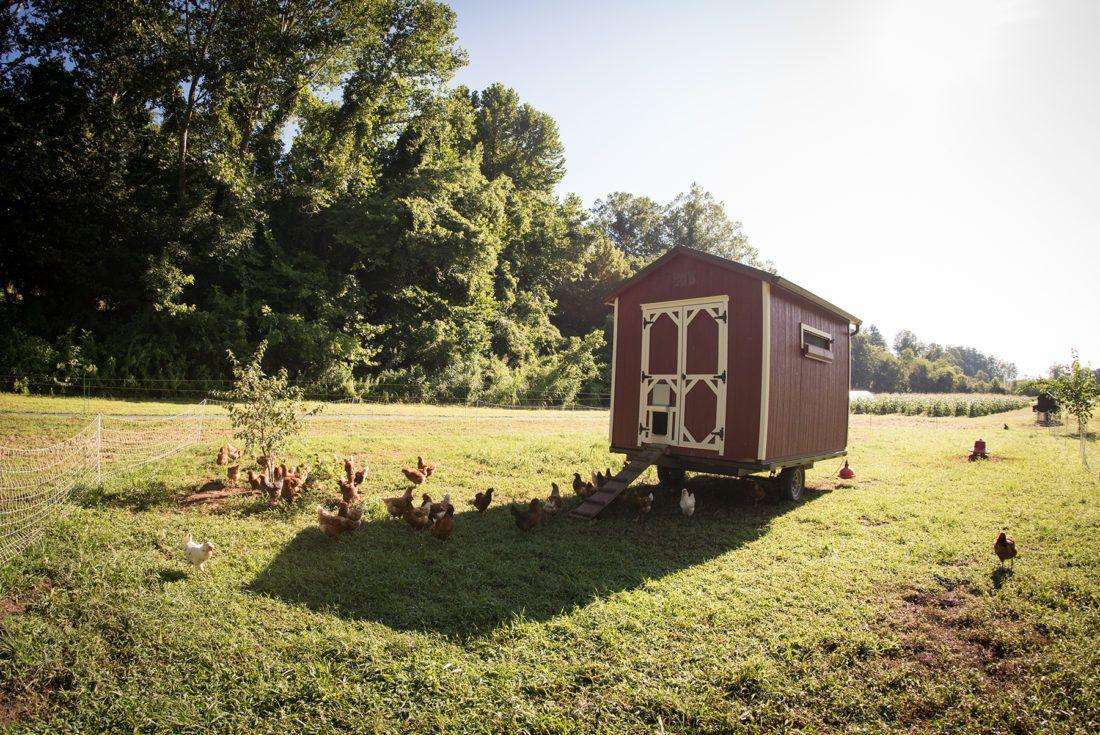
[637,297,727,453]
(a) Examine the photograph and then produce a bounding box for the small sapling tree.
[214,341,319,473]
[1044,351,1097,468]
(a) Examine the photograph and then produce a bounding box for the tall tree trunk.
[177,69,203,207]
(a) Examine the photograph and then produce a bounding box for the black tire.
[657,466,685,487]
[776,466,805,502]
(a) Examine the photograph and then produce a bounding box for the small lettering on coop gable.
[671,271,696,287]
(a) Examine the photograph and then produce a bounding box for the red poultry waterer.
[968,438,988,461]
[838,460,855,480]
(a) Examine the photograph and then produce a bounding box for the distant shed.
[603,246,861,489]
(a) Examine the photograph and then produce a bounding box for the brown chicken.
[572,472,596,499]
[247,469,261,493]
[592,469,606,488]
[403,503,431,530]
[317,502,363,539]
[511,498,543,531]
[383,488,414,517]
[994,532,1017,567]
[431,505,455,541]
[227,465,240,486]
[216,446,229,466]
[343,458,354,484]
[353,468,366,487]
[402,468,426,485]
[281,475,302,504]
[417,455,435,477]
[633,490,654,518]
[226,444,243,461]
[339,478,361,505]
[469,487,494,513]
[543,483,562,517]
[572,473,588,496]
[429,494,452,522]
[258,475,276,500]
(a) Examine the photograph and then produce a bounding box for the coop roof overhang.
[603,246,862,327]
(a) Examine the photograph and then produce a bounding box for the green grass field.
[0,396,1097,733]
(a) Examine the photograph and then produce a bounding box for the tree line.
[852,326,1017,394]
[0,1,1017,403]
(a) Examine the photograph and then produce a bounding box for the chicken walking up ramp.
[569,445,666,520]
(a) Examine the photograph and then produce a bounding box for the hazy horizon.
[448,0,1099,378]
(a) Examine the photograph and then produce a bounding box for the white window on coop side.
[800,323,833,362]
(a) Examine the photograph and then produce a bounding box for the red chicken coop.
[571,246,861,519]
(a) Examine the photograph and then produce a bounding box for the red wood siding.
[764,288,850,460]
[610,251,763,461]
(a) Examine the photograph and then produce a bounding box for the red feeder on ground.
[968,438,988,461]
[838,460,856,480]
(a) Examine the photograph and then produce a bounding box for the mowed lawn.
[0,397,1097,734]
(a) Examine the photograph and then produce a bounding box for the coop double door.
[638,297,728,453]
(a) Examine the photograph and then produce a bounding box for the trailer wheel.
[657,466,685,487]
[776,466,805,502]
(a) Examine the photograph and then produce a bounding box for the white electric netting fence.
[0,401,212,566]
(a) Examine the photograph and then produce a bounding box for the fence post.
[95,413,102,485]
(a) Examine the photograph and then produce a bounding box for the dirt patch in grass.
[886,582,1048,687]
[0,580,51,623]
[180,483,255,508]
[0,691,47,728]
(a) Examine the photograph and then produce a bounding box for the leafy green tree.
[1044,353,1097,467]
[871,351,904,393]
[465,83,565,193]
[216,341,318,462]
[591,192,665,260]
[893,330,923,356]
[864,324,887,349]
[662,183,769,267]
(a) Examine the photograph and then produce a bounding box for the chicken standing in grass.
[680,488,696,518]
[247,470,261,493]
[994,532,1017,567]
[634,491,654,519]
[431,505,455,541]
[402,468,426,485]
[429,494,452,522]
[403,503,431,530]
[183,532,215,572]
[281,474,302,504]
[469,488,494,513]
[317,502,363,539]
[383,488,414,517]
[417,456,435,478]
[511,498,543,531]
[543,483,562,517]
[339,478,361,505]
[216,446,229,466]
[227,465,240,486]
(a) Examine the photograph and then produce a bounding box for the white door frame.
[638,295,728,452]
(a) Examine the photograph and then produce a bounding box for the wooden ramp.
[569,446,666,520]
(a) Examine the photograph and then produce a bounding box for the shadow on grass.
[248,475,823,637]
[991,566,1014,590]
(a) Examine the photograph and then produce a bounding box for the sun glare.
[872,0,1040,87]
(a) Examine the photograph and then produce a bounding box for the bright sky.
[448,0,1099,378]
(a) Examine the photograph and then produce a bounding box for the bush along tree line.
[0,1,770,405]
[851,326,1018,394]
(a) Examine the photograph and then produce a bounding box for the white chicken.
[679,488,696,519]
[183,532,216,572]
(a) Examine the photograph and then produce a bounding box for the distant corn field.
[850,393,1029,417]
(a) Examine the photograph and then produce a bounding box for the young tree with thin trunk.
[1044,352,1097,468]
